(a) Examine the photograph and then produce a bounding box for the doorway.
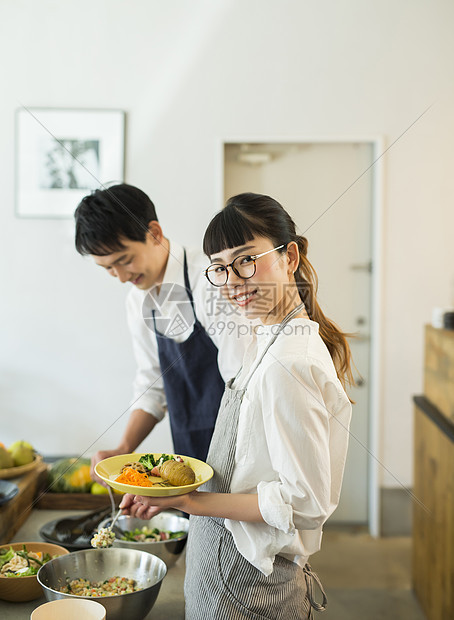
[223,140,382,528]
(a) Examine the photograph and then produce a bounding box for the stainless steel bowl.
[99,512,189,568]
[37,548,167,620]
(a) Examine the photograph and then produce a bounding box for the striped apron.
[184,305,328,619]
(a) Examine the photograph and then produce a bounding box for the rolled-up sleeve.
[257,358,338,532]
[225,353,351,574]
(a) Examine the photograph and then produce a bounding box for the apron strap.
[151,249,197,336]
[242,302,305,390]
[303,563,328,618]
[182,249,197,319]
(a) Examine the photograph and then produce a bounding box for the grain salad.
[59,576,140,597]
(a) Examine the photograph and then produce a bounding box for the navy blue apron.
[152,251,225,461]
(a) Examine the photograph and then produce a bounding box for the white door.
[224,142,373,523]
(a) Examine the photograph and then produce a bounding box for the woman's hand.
[119,492,193,520]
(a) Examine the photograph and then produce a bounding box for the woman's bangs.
[203,207,256,256]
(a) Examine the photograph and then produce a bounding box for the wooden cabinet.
[413,326,454,620]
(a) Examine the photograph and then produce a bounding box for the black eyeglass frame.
[204,244,286,287]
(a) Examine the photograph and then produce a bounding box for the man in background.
[74,184,248,477]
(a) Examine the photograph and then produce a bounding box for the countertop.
[0,509,185,619]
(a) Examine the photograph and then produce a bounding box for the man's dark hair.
[74,184,158,256]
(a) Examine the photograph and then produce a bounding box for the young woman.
[120,193,353,619]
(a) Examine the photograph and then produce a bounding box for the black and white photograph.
[39,137,100,190]
[15,108,125,217]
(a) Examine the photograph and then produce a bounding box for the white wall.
[1,0,453,488]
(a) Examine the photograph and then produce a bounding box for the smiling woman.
[205,244,286,287]
[205,239,301,320]
[121,192,354,619]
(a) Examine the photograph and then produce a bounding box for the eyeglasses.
[204,244,286,287]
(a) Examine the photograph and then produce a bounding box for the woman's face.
[209,235,300,323]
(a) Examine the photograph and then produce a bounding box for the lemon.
[90,482,109,495]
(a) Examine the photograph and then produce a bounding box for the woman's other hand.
[119,492,190,519]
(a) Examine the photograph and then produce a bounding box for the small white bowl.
[31,598,106,619]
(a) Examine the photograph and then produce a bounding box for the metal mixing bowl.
[99,512,189,568]
[37,548,167,620]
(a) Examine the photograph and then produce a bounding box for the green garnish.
[138,453,174,470]
[0,547,14,569]
[121,527,186,541]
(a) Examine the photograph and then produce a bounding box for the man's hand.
[91,448,124,485]
[90,409,159,485]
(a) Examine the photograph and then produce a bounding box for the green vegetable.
[138,454,156,469]
[121,527,186,541]
[138,454,173,471]
[6,567,39,577]
[0,547,14,569]
[18,550,43,566]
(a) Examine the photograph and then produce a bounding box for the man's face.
[93,233,165,290]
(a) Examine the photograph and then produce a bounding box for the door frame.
[217,135,385,537]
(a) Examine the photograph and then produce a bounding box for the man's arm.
[91,408,159,482]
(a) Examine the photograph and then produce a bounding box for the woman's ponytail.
[294,235,355,391]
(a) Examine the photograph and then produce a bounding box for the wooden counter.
[424,325,454,423]
[0,462,48,544]
[413,325,454,620]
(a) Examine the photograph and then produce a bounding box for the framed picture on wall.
[15,107,125,218]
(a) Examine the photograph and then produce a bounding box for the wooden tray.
[34,491,122,510]
[0,462,48,543]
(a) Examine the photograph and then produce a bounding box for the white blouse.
[224,318,352,576]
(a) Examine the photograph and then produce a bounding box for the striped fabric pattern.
[184,304,323,619]
[185,515,310,619]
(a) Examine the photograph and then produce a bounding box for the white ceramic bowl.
[31,598,106,619]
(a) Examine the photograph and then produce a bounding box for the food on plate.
[48,458,92,493]
[0,545,60,577]
[115,467,154,487]
[113,454,196,488]
[138,453,175,473]
[121,526,187,542]
[59,576,140,597]
[91,528,116,548]
[120,461,149,476]
[160,459,195,486]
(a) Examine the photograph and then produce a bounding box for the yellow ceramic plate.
[95,453,213,497]
[0,454,43,480]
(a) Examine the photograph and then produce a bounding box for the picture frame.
[15,107,125,218]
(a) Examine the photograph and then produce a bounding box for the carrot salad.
[115,467,154,487]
